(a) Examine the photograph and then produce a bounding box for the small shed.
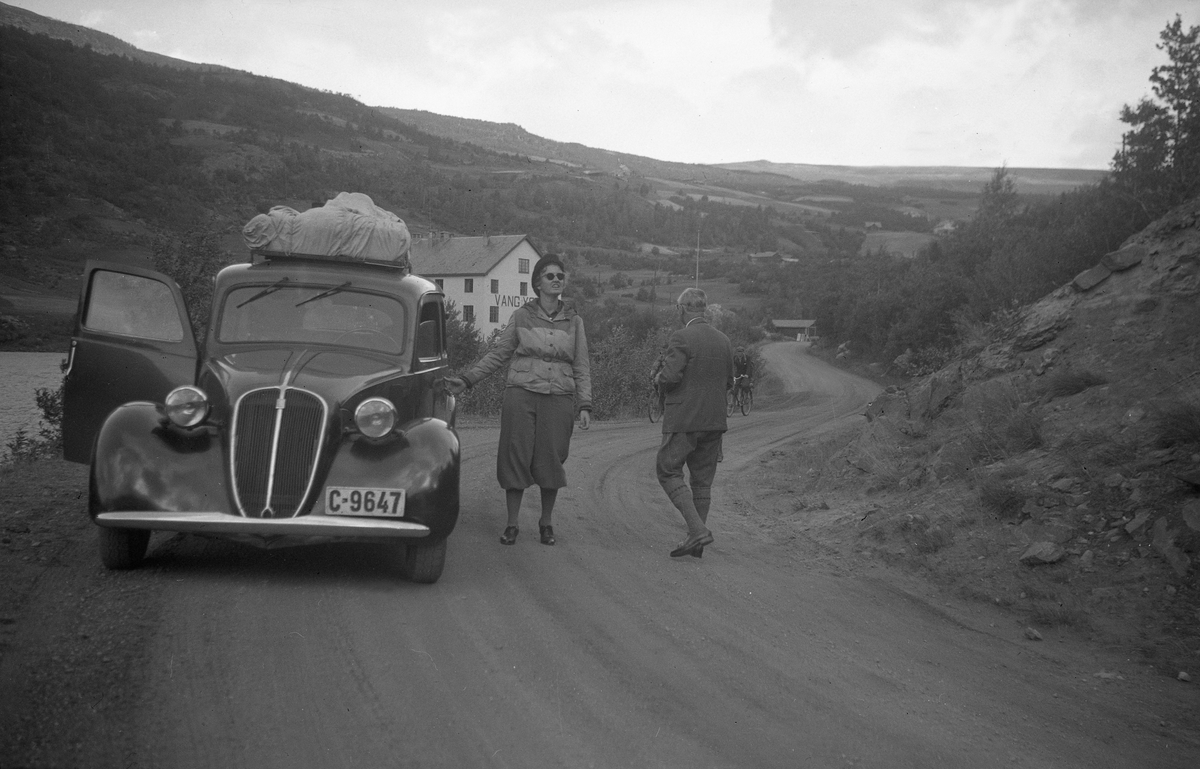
[771,319,818,341]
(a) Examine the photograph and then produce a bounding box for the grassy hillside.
[798,196,1200,673]
[0,7,1125,364]
[721,160,1109,195]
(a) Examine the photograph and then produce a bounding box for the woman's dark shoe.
[539,525,556,545]
[500,526,519,545]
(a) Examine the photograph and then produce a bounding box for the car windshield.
[217,284,406,354]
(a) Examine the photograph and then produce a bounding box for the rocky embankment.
[820,196,1200,675]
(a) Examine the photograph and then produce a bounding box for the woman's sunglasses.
[541,272,566,281]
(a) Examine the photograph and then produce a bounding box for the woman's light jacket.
[461,299,592,413]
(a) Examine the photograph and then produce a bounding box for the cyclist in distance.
[732,346,751,400]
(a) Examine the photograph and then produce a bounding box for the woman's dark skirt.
[497,387,575,490]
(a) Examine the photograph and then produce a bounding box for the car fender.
[90,402,231,520]
[315,417,460,539]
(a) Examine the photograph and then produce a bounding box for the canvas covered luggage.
[242,192,411,262]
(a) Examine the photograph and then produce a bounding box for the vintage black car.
[61,253,460,583]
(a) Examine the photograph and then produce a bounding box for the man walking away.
[654,288,734,558]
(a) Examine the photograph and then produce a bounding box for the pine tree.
[1112,15,1200,216]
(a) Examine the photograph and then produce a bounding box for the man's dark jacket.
[656,317,734,434]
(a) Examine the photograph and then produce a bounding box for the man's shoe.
[691,545,704,558]
[670,531,714,558]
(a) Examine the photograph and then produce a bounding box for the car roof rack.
[249,249,412,274]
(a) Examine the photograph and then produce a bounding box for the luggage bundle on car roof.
[242,192,411,270]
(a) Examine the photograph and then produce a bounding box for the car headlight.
[164,386,209,428]
[355,397,396,438]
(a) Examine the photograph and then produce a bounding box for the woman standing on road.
[444,255,592,547]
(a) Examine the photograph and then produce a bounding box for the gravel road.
[3,342,1197,768]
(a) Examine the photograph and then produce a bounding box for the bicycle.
[727,375,753,416]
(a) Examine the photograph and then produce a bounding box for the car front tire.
[98,527,150,570]
[404,538,447,584]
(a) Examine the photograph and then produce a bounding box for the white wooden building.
[409,233,542,337]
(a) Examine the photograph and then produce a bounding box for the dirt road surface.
[6,342,1198,768]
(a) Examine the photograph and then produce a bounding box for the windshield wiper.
[295,281,352,307]
[236,277,291,308]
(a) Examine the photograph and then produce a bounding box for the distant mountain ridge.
[374,106,795,190]
[1,0,1107,195]
[721,160,1108,195]
[374,108,1108,194]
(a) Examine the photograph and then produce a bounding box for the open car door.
[62,261,199,463]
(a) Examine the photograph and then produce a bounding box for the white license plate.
[325,487,406,517]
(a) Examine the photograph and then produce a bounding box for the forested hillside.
[0,24,824,264]
[4,10,1194,373]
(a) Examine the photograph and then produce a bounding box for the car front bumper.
[95,510,431,540]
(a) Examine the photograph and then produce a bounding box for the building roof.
[771,319,817,329]
[408,234,534,276]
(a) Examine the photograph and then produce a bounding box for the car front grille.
[232,387,326,518]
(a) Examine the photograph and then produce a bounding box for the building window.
[490,279,499,294]
[489,306,499,323]
[434,278,443,290]
[518,258,529,274]
[462,305,474,321]
[464,278,474,293]
[520,282,528,296]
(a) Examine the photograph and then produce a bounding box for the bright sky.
[11,0,1189,169]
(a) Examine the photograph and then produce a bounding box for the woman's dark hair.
[531,254,566,296]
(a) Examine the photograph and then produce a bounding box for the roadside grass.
[1152,394,1200,448]
[769,432,857,500]
[949,317,993,358]
[975,469,1028,519]
[1018,574,1091,629]
[949,304,1021,358]
[0,310,73,352]
[854,441,906,493]
[1039,369,1108,400]
[3,385,63,464]
[856,488,976,558]
[1056,427,1140,478]
[904,514,955,555]
[1028,599,1091,629]
[961,379,1043,462]
[782,357,1198,679]
[753,367,788,400]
